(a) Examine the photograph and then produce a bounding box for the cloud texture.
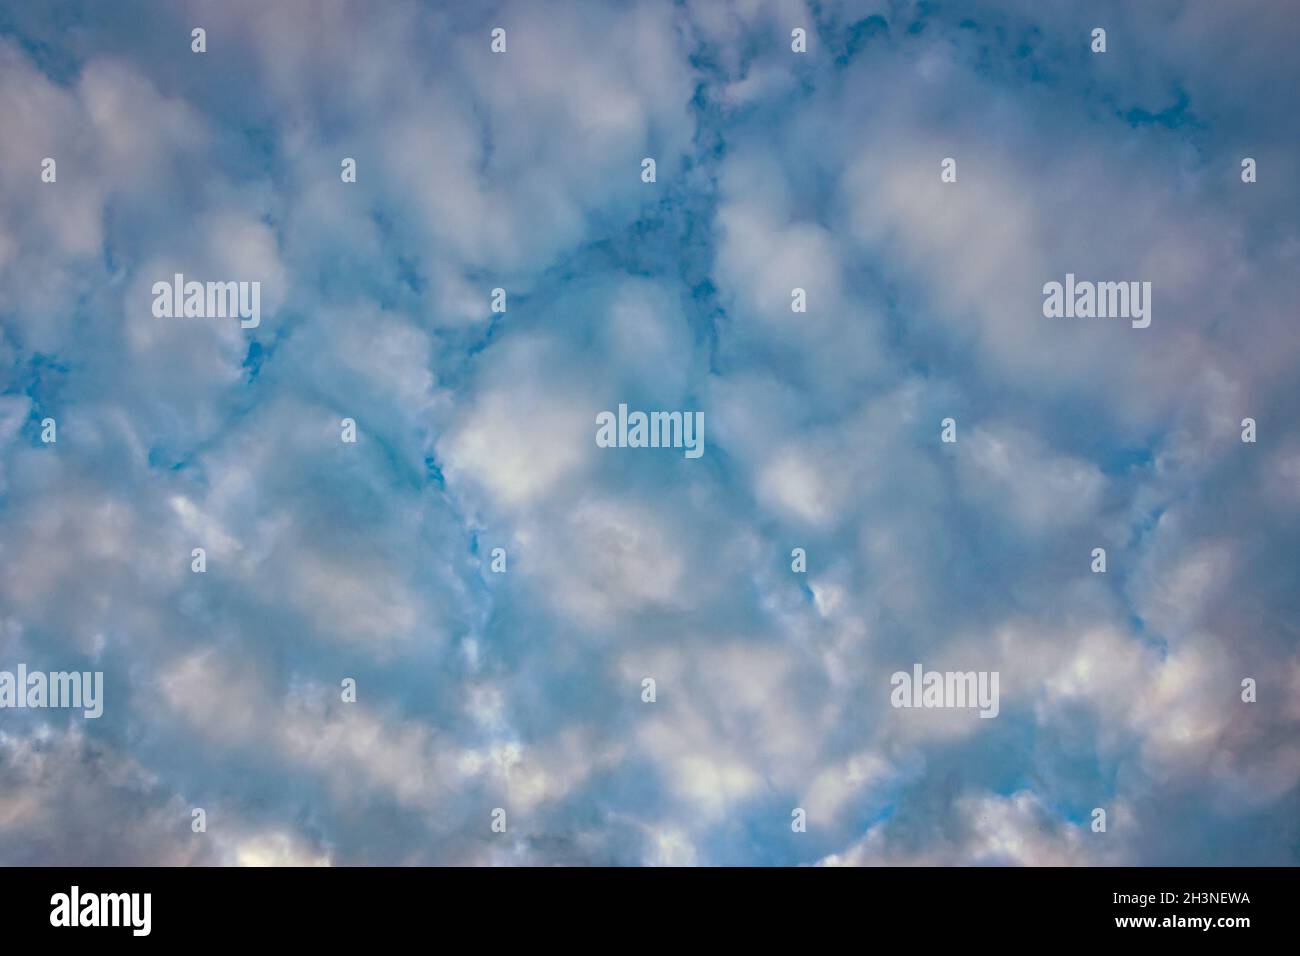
[1,0,1298,865]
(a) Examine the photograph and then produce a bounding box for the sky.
[0,0,1298,866]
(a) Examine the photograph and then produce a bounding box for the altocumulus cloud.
[0,0,1298,865]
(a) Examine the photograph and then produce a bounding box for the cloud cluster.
[1,0,1297,865]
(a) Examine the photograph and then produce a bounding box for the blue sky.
[1,0,1298,865]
